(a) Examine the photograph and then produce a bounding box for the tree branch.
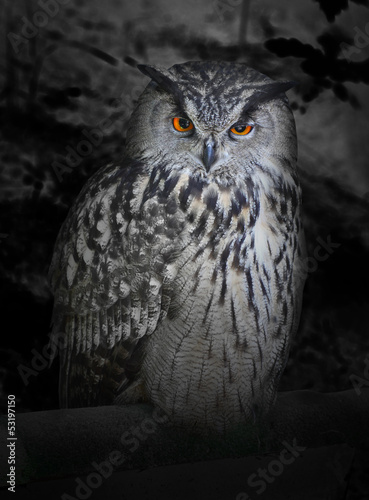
[1,389,368,487]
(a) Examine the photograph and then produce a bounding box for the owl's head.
[126,61,297,187]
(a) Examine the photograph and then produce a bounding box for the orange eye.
[173,117,194,132]
[230,124,253,136]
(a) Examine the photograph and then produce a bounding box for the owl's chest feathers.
[137,173,296,301]
[142,178,299,425]
[143,173,296,340]
[169,176,291,275]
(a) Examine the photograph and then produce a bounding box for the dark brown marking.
[257,338,263,367]
[246,268,254,302]
[193,212,208,238]
[220,242,232,271]
[274,249,284,265]
[219,273,227,305]
[231,253,240,270]
[211,267,217,284]
[267,240,272,255]
[223,341,228,367]
[228,361,234,383]
[202,288,215,325]
[204,188,218,211]
[191,266,201,294]
[163,173,180,197]
[252,358,257,379]
[282,301,288,325]
[237,218,245,233]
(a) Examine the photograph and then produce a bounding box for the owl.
[49,61,306,432]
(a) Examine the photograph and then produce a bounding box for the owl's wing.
[49,159,179,408]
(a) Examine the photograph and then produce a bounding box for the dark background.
[0,0,368,425]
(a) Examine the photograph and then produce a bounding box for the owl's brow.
[169,102,191,120]
[240,81,297,116]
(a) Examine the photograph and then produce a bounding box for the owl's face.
[126,61,297,188]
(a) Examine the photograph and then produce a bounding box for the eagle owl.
[49,61,306,431]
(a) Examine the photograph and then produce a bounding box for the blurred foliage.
[265,16,369,107]
[0,0,368,413]
[265,33,368,105]
[314,0,369,22]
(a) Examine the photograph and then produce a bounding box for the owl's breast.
[141,174,302,429]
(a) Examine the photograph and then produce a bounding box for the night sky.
[0,0,369,495]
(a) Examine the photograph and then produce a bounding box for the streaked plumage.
[49,61,306,431]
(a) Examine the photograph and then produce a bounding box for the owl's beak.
[203,140,216,171]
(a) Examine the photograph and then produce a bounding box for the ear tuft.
[137,64,183,105]
[243,80,298,113]
[274,80,298,93]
